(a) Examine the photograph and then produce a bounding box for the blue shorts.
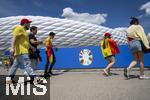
[129,40,142,53]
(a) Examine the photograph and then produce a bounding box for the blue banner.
[37,45,150,70]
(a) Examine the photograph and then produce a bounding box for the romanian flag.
[47,48,53,64]
[45,37,53,64]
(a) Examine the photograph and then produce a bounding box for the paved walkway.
[50,70,150,100]
[1,66,150,100]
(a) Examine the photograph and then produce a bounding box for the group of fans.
[6,18,56,84]
[5,16,150,84]
[101,17,150,79]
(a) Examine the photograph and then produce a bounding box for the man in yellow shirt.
[6,18,41,84]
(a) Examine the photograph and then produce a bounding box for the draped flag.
[45,37,53,64]
[100,38,119,58]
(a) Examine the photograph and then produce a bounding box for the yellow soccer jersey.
[12,25,29,56]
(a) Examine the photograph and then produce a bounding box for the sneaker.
[33,77,46,84]
[124,68,129,79]
[6,80,12,85]
[49,72,55,75]
[39,77,47,84]
[44,73,51,79]
[6,77,13,84]
[103,69,109,76]
[139,75,149,79]
[108,72,112,76]
[23,71,28,75]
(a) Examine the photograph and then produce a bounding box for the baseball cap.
[20,18,32,24]
[104,32,111,37]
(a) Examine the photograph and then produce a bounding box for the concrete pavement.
[50,70,150,100]
[1,66,150,100]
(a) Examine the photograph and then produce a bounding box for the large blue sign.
[38,45,150,70]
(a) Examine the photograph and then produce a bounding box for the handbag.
[140,40,150,53]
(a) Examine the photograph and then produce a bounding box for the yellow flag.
[100,39,112,58]
[49,55,53,64]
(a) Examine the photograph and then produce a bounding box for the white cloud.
[62,7,107,25]
[140,2,150,16]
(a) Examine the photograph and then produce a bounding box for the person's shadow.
[109,72,120,76]
[129,74,139,79]
[124,75,139,80]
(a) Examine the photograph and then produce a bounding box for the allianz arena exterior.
[0,16,149,69]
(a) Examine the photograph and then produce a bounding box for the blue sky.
[0,0,150,33]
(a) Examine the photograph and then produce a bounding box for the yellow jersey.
[45,37,52,51]
[12,25,29,56]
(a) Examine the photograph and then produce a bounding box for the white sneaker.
[140,75,149,79]
[24,71,28,75]
[103,69,109,76]
[6,80,12,84]
[6,77,13,84]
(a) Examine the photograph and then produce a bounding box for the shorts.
[105,55,115,60]
[128,40,142,53]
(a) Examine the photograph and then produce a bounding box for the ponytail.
[103,37,106,49]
